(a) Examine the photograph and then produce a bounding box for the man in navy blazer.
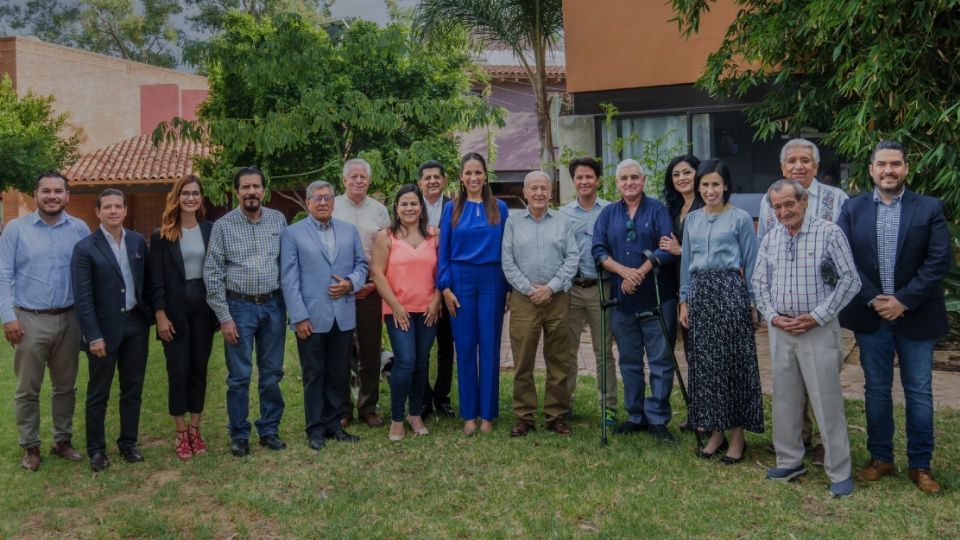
[71,188,153,471]
[281,180,368,451]
[837,140,952,494]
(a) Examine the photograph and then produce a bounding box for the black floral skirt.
[687,269,764,433]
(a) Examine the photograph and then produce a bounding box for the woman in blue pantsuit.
[438,153,510,436]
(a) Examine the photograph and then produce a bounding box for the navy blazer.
[837,189,952,339]
[71,227,153,353]
[149,221,217,337]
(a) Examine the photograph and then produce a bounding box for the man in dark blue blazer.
[71,188,153,471]
[837,140,952,494]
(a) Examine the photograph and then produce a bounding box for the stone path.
[498,313,960,409]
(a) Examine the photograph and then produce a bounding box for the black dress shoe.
[720,441,748,465]
[325,429,360,443]
[614,421,647,435]
[308,436,326,451]
[259,434,287,450]
[90,452,110,472]
[437,403,456,418]
[647,424,676,443]
[421,404,434,420]
[230,439,250,457]
[120,447,144,463]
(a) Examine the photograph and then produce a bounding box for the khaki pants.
[13,308,81,448]
[770,319,851,483]
[565,283,617,409]
[510,292,571,424]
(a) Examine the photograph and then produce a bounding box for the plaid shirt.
[874,187,903,295]
[203,207,287,323]
[752,217,860,326]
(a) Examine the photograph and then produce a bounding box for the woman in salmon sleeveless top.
[371,184,442,441]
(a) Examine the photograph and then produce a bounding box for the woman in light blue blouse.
[437,153,510,436]
[678,159,763,464]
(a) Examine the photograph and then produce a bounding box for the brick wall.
[0,38,15,88]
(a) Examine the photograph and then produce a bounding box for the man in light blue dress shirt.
[1,172,90,471]
[558,157,616,424]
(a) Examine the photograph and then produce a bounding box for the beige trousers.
[510,292,571,424]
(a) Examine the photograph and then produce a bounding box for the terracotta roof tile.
[66,134,211,184]
[483,64,565,79]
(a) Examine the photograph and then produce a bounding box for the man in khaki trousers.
[0,172,91,470]
[502,171,580,437]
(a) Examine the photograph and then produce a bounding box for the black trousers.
[422,310,454,408]
[162,279,216,416]
[345,291,382,418]
[85,312,149,456]
[299,323,353,440]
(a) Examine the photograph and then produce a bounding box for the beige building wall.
[0,36,207,153]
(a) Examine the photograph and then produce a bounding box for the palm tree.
[414,0,563,178]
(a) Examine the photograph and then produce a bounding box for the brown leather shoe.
[21,447,40,471]
[50,439,83,461]
[510,419,535,438]
[857,458,896,482]
[546,421,572,435]
[908,468,943,495]
[361,412,385,428]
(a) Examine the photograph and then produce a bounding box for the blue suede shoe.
[830,477,854,498]
[765,465,807,482]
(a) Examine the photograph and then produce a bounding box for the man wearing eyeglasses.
[753,179,860,497]
[591,159,678,442]
[281,181,368,450]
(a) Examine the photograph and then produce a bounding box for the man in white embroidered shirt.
[752,179,860,498]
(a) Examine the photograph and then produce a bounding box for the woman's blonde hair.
[159,175,206,242]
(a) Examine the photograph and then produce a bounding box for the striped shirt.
[203,207,287,323]
[0,211,90,323]
[874,187,903,295]
[752,216,860,326]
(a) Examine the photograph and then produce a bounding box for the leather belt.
[16,305,74,315]
[226,289,280,304]
[573,278,598,288]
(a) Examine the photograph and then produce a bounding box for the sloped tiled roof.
[483,64,565,80]
[66,134,211,184]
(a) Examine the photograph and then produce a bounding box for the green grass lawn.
[1,336,957,538]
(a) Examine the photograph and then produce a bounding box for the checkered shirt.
[874,187,903,295]
[752,217,861,326]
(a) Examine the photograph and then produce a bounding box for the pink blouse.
[382,234,438,315]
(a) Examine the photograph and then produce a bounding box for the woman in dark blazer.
[150,175,218,460]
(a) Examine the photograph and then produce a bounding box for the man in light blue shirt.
[558,157,617,424]
[0,172,90,471]
[502,171,580,436]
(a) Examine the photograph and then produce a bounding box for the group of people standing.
[1,139,950,499]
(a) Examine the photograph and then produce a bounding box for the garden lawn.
[1,335,957,538]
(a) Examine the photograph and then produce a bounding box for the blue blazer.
[280,217,368,333]
[71,228,153,353]
[837,189,952,339]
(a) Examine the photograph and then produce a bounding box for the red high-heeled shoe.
[188,425,208,455]
[175,429,192,460]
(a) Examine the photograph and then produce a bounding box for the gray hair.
[523,170,551,187]
[342,158,372,179]
[766,178,808,204]
[307,180,335,198]
[779,138,820,164]
[615,158,645,178]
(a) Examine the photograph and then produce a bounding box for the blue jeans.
[386,313,438,422]
[611,299,676,426]
[224,296,287,441]
[856,321,936,469]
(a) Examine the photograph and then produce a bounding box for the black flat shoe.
[308,436,326,451]
[259,434,287,451]
[230,439,250,457]
[325,430,360,443]
[90,452,110,471]
[697,437,729,459]
[120,447,144,463]
[437,403,457,418]
[720,441,748,465]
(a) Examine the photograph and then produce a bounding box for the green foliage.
[184,0,332,33]
[670,0,960,221]
[558,103,687,202]
[0,75,81,193]
[0,0,182,68]
[156,13,505,210]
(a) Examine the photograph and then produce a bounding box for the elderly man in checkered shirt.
[752,179,861,498]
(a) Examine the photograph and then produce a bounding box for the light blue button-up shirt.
[501,209,580,295]
[100,225,138,311]
[558,197,609,280]
[0,211,90,323]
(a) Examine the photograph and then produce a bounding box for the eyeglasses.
[180,191,202,200]
[625,219,636,242]
[310,194,335,203]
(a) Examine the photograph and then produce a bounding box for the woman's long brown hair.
[451,153,500,227]
[159,175,206,242]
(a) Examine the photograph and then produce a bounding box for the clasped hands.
[619,266,646,295]
[527,284,553,306]
[771,314,819,335]
[872,294,906,321]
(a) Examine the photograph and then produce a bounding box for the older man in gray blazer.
[281,180,368,451]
